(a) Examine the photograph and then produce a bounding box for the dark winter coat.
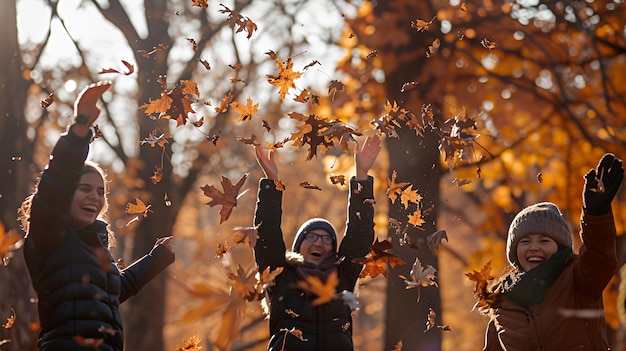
[253,177,375,351]
[483,211,617,351]
[23,131,175,351]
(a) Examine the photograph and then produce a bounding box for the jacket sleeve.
[337,176,375,288]
[253,179,287,271]
[483,317,504,351]
[574,211,617,297]
[27,130,92,249]
[119,244,175,302]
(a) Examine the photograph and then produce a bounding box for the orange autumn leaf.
[410,16,436,32]
[0,220,23,266]
[201,174,248,224]
[215,90,233,113]
[353,237,406,279]
[140,79,198,126]
[400,184,422,209]
[465,260,500,311]
[408,210,425,227]
[219,4,258,39]
[175,334,202,351]
[386,170,410,204]
[2,309,15,329]
[125,198,153,217]
[296,270,338,306]
[191,0,208,9]
[265,50,302,99]
[98,60,134,75]
[230,98,259,122]
[231,224,260,249]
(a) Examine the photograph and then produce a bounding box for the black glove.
[583,153,624,215]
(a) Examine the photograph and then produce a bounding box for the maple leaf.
[228,265,259,301]
[386,170,410,204]
[329,175,346,185]
[0,220,23,266]
[427,230,448,251]
[231,97,259,122]
[2,309,15,329]
[296,270,339,306]
[150,165,163,184]
[125,198,153,217]
[231,224,260,249]
[215,91,233,113]
[140,79,198,126]
[465,260,500,311]
[400,185,422,209]
[191,0,208,9]
[265,51,302,99]
[328,79,345,100]
[141,130,168,148]
[408,210,425,227]
[287,112,335,160]
[201,174,248,224]
[219,4,258,39]
[399,257,438,302]
[411,16,436,32]
[175,334,202,351]
[353,237,406,279]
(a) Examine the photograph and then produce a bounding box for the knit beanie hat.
[292,218,337,252]
[506,202,572,268]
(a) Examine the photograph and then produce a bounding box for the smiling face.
[516,234,559,272]
[70,172,106,228]
[298,229,334,265]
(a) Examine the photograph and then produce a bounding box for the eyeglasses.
[303,232,334,245]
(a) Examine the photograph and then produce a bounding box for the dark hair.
[18,161,115,247]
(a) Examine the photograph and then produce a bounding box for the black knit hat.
[506,202,572,268]
[292,218,337,252]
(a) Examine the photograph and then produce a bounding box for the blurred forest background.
[1,0,626,350]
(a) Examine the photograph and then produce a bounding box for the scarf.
[501,247,572,307]
[294,252,339,282]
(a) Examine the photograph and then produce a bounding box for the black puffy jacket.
[23,130,174,351]
[253,177,375,351]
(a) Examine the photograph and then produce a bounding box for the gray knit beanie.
[506,202,572,268]
[292,218,337,252]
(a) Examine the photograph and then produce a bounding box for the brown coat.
[484,211,617,351]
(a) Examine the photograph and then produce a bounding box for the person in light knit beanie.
[474,153,624,351]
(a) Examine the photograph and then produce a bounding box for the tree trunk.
[0,1,38,350]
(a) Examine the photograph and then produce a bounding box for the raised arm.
[253,145,287,270]
[339,135,382,286]
[576,153,624,295]
[27,81,111,246]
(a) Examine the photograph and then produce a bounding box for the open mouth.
[81,205,98,214]
[310,250,323,258]
[527,256,544,263]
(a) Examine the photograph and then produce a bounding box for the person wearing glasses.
[253,134,381,351]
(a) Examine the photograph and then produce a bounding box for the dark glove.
[583,153,624,215]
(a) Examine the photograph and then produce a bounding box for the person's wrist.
[74,114,89,125]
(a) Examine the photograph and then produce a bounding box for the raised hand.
[583,153,624,215]
[72,81,112,137]
[255,145,279,180]
[355,134,382,180]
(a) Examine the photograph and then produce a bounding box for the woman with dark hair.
[253,135,381,351]
[19,81,175,351]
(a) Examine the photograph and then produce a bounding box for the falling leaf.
[481,38,496,50]
[0,221,23,266]
[408,210,425,227]
[285,309,300,318]
[235,134,257,145]
[424,308,436,332]
[296,270,339,306]
[98,60,134,75]
[300,182,322,190]
[366,50,378,59]
[330,175,346,185]
[197,58,211,70]
[137,43,169,59]
[231,97,259,122]
[215,90,234,113]
[219,4,258,39]
[140,79,199,127]
[175,334,202,351]
[201,174,248,224]
[191,0,208,9]
[303,60,320,70]
[465,260,500,311]
[150,165,163,184]
[231,224,260,249]
[399,258,438,302]
[328,80,345,100]
[265,51,302,99]
[400,185,422,209]
[125,198,153,217]
[410,16,436,32]
[427,230,448,251]
[353,237,406,278]
[400,81,418,92]
[214,242,231,258]
[386,170,410,204]
[426,38,441,57]
[2,309,15,329]
[40,93,54,109]
[186,38,198,51]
